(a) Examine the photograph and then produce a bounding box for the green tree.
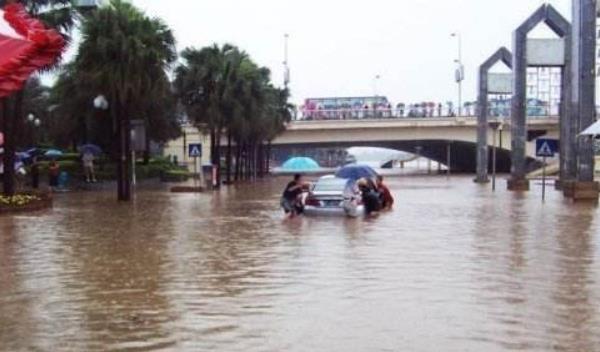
[174,44,244,185]
[175,44,291,184]
[73,0,177,200]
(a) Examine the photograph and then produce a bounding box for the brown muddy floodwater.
[1,176,600,352]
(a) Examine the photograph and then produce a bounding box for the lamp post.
[451,32,464,116]
[373,74,381,98]
[373,75,381,118]
[283,33,290,90]
[26,113,41,146]
[94,94,134,201]
[488,120,503,191]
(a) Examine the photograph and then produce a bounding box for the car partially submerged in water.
[304,176,365,218]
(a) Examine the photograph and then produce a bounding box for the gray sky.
[124,0,571,105]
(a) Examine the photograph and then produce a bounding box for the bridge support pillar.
[509,26,528,190]
[475,69,490,183]
[507,178,530,191]
[563,181,599,202]
[475,47,512,184]
[564,0,599,202]
[509,4,571,193]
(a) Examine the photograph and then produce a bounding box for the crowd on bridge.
[297,97,563,121]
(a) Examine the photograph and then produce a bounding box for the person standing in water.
[82,151,97,183]
[376,175,394,210]
[357,178,381,216]
[281,173,310,218]
[48,160,60,190]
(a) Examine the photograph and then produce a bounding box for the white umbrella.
[579,120,600,137]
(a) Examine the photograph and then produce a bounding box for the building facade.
[162,124,212,172]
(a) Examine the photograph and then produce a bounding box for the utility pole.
[283,33,290,90]
[452,32,464,116]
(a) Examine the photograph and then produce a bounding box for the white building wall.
[163,124,212,172]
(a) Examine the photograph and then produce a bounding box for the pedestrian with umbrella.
[83,152,97,183]
[79,144,102,183]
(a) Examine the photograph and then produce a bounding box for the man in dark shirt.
[281,174,309,218]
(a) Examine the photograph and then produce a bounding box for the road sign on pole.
[188,144,202,158]
[536,138,559,157]
[536,138,558,202]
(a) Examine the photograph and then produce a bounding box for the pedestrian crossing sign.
[188,144,202,158]
[536,139,558,157]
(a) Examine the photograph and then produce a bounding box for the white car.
[304,176,365,218]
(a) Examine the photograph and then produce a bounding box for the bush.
[58,153,81,162]
[161,169,191,183]
[29,155,187,182]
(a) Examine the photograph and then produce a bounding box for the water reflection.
[1,177,600,351]
[551,205,596,352]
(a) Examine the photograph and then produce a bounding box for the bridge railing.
[297,107,560,121]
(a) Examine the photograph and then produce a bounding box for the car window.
[314,179,347,192]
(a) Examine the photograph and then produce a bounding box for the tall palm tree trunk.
[143,132,151,165]
[266,141,271,176]
[214,128,222,187]
[253,143,258,180]
[2,92,23,197]
[260,142,266,177]
[244,144,250,180]
[116,97,132,201]
[235,142,242,181]
[257,142,263,177]
[226,131,232,184]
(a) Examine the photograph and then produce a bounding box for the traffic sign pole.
[492,128,498,192]
[542,156,547,202]
[535,138,558,202]
[193,156,198,187]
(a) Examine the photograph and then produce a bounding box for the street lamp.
[93,95,109,110]
[25,113,41,145]
[283,33,290,89]
[451,32,464,116]
[373,74,381,97]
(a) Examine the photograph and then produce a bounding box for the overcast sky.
[117,0,571,105]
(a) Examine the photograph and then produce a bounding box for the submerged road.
[1,176,599,351]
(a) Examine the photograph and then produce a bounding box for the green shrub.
[161,169,191,182]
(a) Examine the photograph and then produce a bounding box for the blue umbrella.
[335,164,378,180]
[16,152,32,161]
[26,148,45,157]
[78,144,103,155]
[281,157,320,171]
[44,149,63,158]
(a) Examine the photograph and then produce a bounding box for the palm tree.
[73,0,176,201]
[175,44,247,186]
[175,44,292,184]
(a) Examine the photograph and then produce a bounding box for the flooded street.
[1,176,600,351]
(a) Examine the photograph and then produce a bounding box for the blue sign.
[536,139,559,157]
[188,144,202,158]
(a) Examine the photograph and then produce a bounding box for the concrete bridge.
[271,117,560,172]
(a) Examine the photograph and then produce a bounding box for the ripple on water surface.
[1,176,600,351]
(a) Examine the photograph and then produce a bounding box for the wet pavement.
[1,176,600,351]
